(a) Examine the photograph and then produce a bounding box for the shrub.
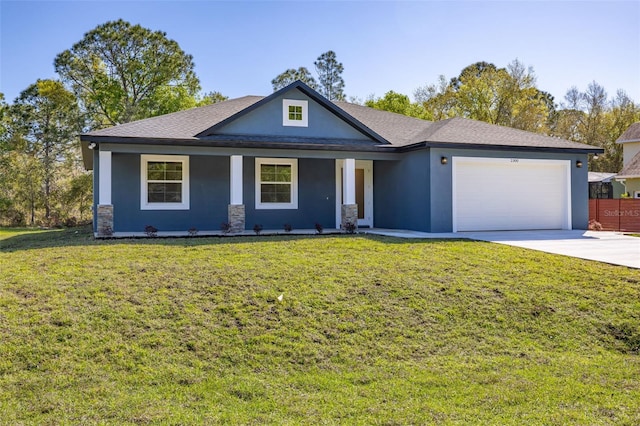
[64,217,78,228]
[253,224,263,235]
[101,225,113,237]
[314,222,323,234]
[283,223,293,233]
[144,225,158,237]
[588,219,603,231]
[343,221,356,234]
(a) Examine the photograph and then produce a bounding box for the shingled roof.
[85,96,262,139]
[617,122,640,143]
[82,81,601,154]
[618,152,640,178]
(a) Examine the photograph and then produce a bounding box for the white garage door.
[453,157,572,232]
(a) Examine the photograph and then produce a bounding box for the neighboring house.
[588,172,625,199]
[616,122,640,198]
[80,81,602,237]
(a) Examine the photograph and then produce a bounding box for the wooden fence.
[589,199,640,232]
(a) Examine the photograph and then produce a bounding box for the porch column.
[228,155,245,233]
[97,150,113,237]
[341,158,358,231]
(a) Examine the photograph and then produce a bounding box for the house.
[80,81,603,237]
[588,172,625,199]
[616,122,640,198]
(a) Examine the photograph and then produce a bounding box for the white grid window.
[255,158,298,209]
[282,99,308,127]
[141,155,190,210]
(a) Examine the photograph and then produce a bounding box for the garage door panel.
[453,158,570,232]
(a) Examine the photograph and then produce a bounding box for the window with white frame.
[282,99,308,127]
[255,158,298,209]
[140,155,190,210]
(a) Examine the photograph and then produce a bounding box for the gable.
[202,87,377,142]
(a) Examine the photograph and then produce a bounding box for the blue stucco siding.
[243,157,336,230]
[428,148,590,232]
[110,154,229,232]
[374,150,431,231]
[94,145,590,234]
[214,88,373,141]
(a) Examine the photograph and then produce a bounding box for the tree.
[271,67,317,91]
[197,91,228,106]
[551,83,640,172]
[365,91,427,119]
[603,90,640,171]
[314,51,345,101]
[415,60,553,133]
[270,51,345,100]
[9,79,82,223]
[54,19,201,128]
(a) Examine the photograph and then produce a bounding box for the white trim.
[335,159,374,228]
[255,158,298,209]
[282,99,308,127]
[140,154,190,210]
[230,155,243,205]
[343,158,356,204]
[98,150,112,205]
[452,156,571,232]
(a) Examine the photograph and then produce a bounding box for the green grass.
[0,226,639,425]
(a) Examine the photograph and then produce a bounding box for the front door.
[336,160,373,228]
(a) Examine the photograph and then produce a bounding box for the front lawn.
[0,227,638,424]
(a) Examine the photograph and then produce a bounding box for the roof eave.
[418,141,604,154]
[79,135,397,153]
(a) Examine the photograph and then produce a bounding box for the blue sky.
[1,0,639,107]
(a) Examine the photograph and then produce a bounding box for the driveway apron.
[461,230,640,269]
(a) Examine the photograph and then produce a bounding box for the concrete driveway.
[461,230,640,269]
[366,229,640,268]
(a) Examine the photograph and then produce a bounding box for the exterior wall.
[429,148,590,232]
[374,150,431,231]
[91,143,397,233]
[622,141,640,166]
[111,154,229,232]
[93,143,591,234]
[623,178,640,197]
[243,157,336,230]
[613,180,626,198]
[213,88,372,141]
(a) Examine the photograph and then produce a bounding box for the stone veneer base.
[228,204,246,233]
[97,204,114,237]
[341,204,358,231]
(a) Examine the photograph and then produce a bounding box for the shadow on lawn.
[0,226,464,252]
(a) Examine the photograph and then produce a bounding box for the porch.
[94,150,380,237]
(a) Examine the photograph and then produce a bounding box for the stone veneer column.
[228,204,245,233]
[97,204,114,237]
[341,204,358,231]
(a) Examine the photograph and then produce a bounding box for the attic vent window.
[283,99,308,127]
[289,105,303,121]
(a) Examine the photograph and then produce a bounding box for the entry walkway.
[365,229,640,269]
